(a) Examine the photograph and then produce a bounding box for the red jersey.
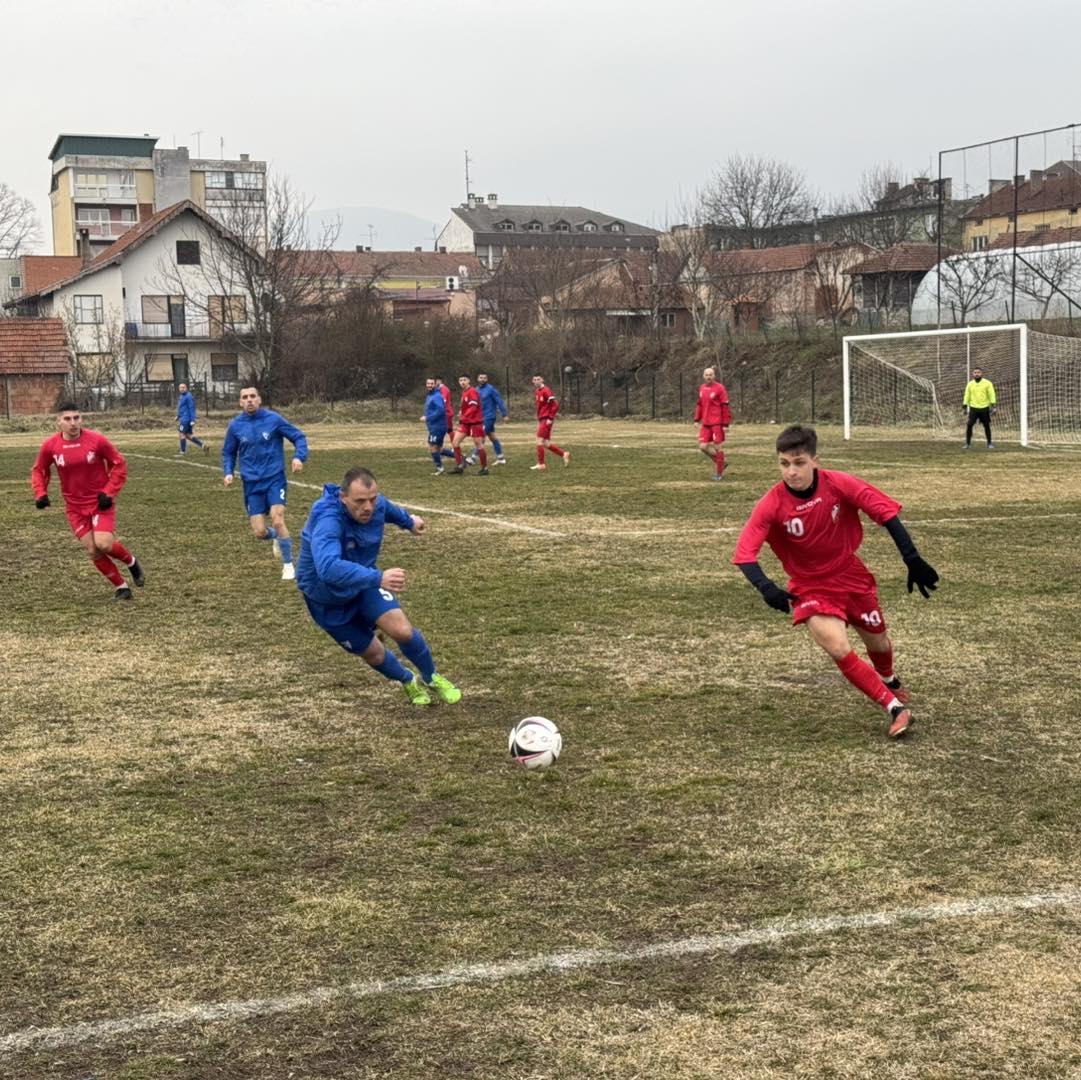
[732,469,901,591]
[694,381,731,426]
[32,429,128,510]
[535,384,560,421]
[459,386,483,425]
[439,384,454,425]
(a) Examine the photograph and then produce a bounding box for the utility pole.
[464,149,472,202]
[366,224,375,249]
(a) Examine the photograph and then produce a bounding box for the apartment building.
[48,133,267,257]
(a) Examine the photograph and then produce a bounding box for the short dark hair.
[343,466,377,490]
[776,425,817,456]
[56,401,80,414]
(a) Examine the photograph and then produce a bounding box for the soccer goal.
[843,324,1081,447]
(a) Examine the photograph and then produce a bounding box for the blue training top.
[477,382,508,422]
[424,388,448,434]
[221,408,309,482]
[297,483,415,616]
[177,391,196,425]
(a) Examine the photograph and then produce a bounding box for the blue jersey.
[297,483,415,619]
[177,391,196,425]
[424,388,448,435]
[478,383,508,423]
[221,408,308,482]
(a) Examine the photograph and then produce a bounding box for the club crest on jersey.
[832,503,840,522]
[86,451,96,464]
[262,431,270,440]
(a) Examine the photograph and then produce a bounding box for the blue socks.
[441,448,455,459]
[491,437,504,456]
[399,629,436,682]
[190,436,205,448]
[372,649,411,683]
[178,438,187,453]
[431,451,443,467]
[279,537,293,565]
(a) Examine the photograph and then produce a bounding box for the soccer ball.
[508,716,562,770]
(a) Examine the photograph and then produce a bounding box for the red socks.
[110,541,133,566]
[867,642,894,680]
[835,651,894,710]
[548,445,566,459]
[92,555,124,586]
[454,447,464,465]
[714,450,725,473]
[479,448,488,468]
[536,446,546,465]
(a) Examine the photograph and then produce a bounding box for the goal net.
[843,324,1081,446]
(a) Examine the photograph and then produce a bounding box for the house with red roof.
[0,318,71,416]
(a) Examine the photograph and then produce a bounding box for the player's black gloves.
[96,492,113,510]
[35,495,50,510]
[905,555,939,598]
[761,582,799,614]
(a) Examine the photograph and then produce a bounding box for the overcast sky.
[4,0,1081,252]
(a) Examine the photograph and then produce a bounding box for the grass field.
[2,417,1080,1079]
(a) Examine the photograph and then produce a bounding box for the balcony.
[76,219,138,241]
[125,318,252,340]
[74,184,136,200]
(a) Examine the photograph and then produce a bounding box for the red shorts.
[457,423,485,439]
[791,585,887,634]
[698,424,727,445]
[536,419,555,438]
[65,504,117,539]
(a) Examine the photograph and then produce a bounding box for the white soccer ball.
[508,716,562,770]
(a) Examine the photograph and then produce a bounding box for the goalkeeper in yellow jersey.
[963,366,997,449]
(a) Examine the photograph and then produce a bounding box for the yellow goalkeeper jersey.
[963,378,996,409]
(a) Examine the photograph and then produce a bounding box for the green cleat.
[402,677,431,706]
[426,672,462,704]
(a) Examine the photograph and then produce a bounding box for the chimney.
[415,246,422,252]
[1015,174,1025,188]
[439,246,447,253]
[487,193,498,208]
[239,153,250,162]
[886,181,900,196]
[938,178,952,200]
[78,228,92,265]
[356,245,363,252]
[1030,168,1045,194]
[989,178,1010,194]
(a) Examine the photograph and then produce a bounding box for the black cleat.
[115,585,134,601]
[888,704,914,738]
[478,467,489,476]
[129,558,146,587]
[451,465,465,474]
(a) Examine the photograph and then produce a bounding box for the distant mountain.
[308,206,443,253]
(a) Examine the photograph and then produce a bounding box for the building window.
[1033,222,1051,233]
[580,221,597,233]
[211,353,239,381]
[141,295,169,323]
[495,220,515,231]
[9,275,21,289]
[971,235,988,251]
[144,354,175,382]
[607,221,625,233]
[209,295,248,330]
[176,240,201,265]
[660,312,676,329]
[206,172,231,189]
[233,172,263,189]
[524,221,543,232]
[74,295,104,324]
[551,221,570,233]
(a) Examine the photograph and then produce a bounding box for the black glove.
[35,494,50,510]
[761,582,799,614]
[97,492,113,510]
[905,555,939,598]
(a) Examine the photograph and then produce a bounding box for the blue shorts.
[243,471,287,517]
[427,429,448,448]
[179,422,196,435]
[304,588,401,653]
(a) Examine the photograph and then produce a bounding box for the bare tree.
[808,243,865,338]
[706,249,785,335]
[58,300,126,398]
[666,193,721,339]
[701,155,813,249]
[1013,244,1081,320]
[0,182,41,256]
[937,252,1004,325]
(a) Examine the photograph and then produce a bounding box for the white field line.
[2,887,1078,1055]
[124,452,566,539]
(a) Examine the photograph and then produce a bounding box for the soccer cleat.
[433,467,445,475]
[530,463,547,470]
[987,443,995,449]
[402,677,431,707]
[451,465,466,474]
[203,444,210,454]
[711,473,724,482]
[962,443,971,450]
[888,704,914,738]
[465,455,478,466]
[496,456,507,465]
[426,672,462,704]
[884,677,909,704]
[115,585,134,601]
[128,558,146,587]
[272,538,282,559]
[478,467,489,476]
[562,451,571,467]
[281,562,296,581]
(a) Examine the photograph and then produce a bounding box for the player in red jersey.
[530,374,570,470]
[31,402,145,600]
[732,425,939,738]
[436,377,454,429]
[450,376,489,475]
[694,366,732,480]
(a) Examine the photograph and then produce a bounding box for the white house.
[6,200,260,392]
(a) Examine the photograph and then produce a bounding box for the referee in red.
[31,402,145,599]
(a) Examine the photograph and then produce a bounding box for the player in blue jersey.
[297,465,462,706]
[422,377,456,474]
[175,383,208,455]
[221,385,309,581]
[467,372,509,466]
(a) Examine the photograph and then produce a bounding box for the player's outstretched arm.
[736,561,798,614]
[883,516,939,598]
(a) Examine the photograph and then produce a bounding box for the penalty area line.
[2,887,1078,1055]
[124,452,566,539]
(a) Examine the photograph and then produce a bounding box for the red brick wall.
[0,375,66,417]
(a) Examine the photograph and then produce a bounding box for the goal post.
[843,324,1034,446]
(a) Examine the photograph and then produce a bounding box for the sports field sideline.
[2,418,1080,1079]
